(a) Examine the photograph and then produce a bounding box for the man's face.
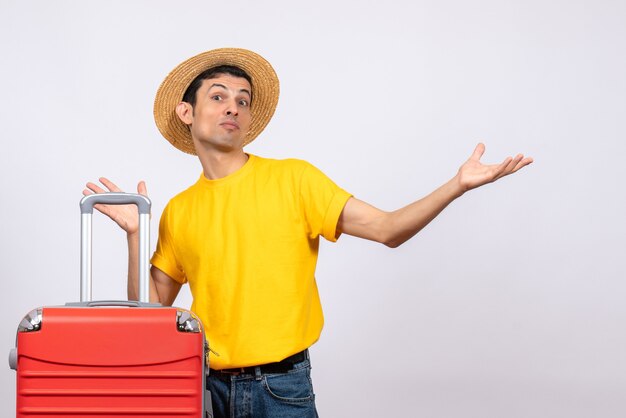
[186,74,252,153]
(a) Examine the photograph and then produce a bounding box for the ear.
[175,102,194,125]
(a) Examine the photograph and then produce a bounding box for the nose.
[225,99,238,117]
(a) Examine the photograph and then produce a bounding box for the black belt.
[211,350,308,376]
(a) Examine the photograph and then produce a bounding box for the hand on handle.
[83,178,148,235]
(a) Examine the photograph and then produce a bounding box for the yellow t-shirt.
[151,155,352,369]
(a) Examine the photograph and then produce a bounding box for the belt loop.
[254,366,262,381]
[304,349,310,360]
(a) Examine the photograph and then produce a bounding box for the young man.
[85,48,532,417]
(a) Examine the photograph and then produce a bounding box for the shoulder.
[252,155,341,191]
[251,155,316,177]
[253,155,313,170]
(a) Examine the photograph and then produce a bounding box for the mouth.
[220,120,240,130]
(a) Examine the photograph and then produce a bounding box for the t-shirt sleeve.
[151,202,187,284]
[299,162,352,242]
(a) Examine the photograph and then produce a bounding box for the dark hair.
[182,65,253,107]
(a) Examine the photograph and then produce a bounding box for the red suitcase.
[9,193,211,418]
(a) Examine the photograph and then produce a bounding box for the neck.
[197,149,249,180]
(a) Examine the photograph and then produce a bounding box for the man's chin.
[192,138,245,154]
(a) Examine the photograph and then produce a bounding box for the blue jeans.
[206,355,318,418]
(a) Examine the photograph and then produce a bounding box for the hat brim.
[153,48,280,155]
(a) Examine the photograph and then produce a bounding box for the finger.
[503,154,524,176]
[493,156,512,178]
[498,154,522,178]
[137,180,148,196]
[509,156,533,173]
[470,143,486,161]
[507,154,524,171]
[85,182,108,194]
[82,188,104,197]
[99,177,124,193]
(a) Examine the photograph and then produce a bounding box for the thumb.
[470,142,486,161]
[137,180,148,197]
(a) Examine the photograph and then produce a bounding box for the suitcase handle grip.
[80,193,151,214]
[66,300,161,308]
[79,193,152,303]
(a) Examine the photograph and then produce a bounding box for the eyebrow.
[209,83,252,98]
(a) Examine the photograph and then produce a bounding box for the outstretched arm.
[337,143,533,247]
[83,178,181,305]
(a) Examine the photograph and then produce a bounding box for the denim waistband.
[210,349,309,377]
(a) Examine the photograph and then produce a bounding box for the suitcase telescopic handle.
[79,193,152,303]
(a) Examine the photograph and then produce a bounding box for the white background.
[1,0,625,416]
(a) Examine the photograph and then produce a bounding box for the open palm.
[457,143,533,192]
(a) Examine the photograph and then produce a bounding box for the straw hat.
[153,48,280,155]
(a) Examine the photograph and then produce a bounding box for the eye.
[239,99,249,107]
[211,95,222,101]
